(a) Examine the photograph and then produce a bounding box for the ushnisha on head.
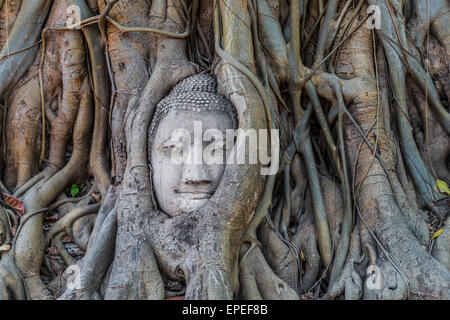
[149,74,237,217]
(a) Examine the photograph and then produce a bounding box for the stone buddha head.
[149,74,237,217]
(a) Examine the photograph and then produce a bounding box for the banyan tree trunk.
[0,0,448,300]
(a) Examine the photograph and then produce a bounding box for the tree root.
[239,244,299,300]
[46,203,100,246]
[0,252,26,300]
[326,222,363,300]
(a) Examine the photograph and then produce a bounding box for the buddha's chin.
[166,197,210,217]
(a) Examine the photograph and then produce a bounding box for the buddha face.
[151,109,235,217]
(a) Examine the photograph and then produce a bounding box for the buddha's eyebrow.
[162,137,177,144]
[162,135,186,145]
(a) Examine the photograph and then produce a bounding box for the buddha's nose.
[181,146,213,185]
[181,163,213,185]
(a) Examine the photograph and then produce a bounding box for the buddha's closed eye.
[161,139,184,157]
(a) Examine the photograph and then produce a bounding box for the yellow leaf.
[436,179,450,195]
[0,244,10,252]
[300,249,306,261]
[432,228,444,239]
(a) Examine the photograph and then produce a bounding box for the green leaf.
[70,184,80,197]
[436,179,450,195]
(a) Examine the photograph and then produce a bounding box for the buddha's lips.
[174,188,214,199]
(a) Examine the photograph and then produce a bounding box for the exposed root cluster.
[0,0,448,300]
